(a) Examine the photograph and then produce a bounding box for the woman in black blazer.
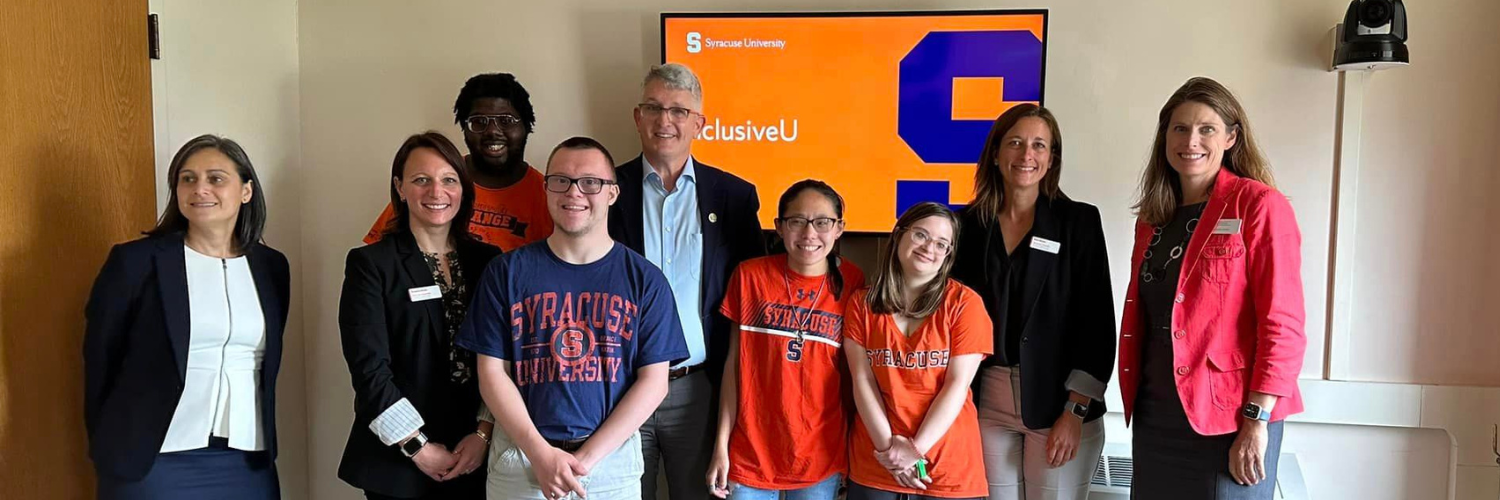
[84,134,290,500]
[950,104,1116,500]
[337,132,501,500]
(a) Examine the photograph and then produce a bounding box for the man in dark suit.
[607,63,765,500]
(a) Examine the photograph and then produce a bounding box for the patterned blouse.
[421,250,473,384]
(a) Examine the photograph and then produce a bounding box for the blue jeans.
[729,473,842,500]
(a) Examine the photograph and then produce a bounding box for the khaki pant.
[487,428,644,500]
[976,366,1104,500]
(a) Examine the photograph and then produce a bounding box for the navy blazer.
[608,155,766,386]
[951,197,1116,429]
[336,232,500,497]
[83,232,290,480]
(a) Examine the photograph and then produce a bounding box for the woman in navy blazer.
[337,132,501,500]
[85,135,289,500]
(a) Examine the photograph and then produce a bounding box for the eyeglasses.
[464,114,523,133]
[777,216,842,233]
[637,103,701,122]
[544,175,617,195]
[905,228,953,255]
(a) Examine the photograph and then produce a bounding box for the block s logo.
[786,339,804,363]
[687,32,702,53]
[894,30,1044,216]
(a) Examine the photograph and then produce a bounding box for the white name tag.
[1030,236,1061,254]
[1213,219,1243,235]
[408,285,442,302]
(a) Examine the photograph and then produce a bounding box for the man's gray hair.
[643,63,703,105]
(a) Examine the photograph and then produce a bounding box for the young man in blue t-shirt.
[458,137,688,500]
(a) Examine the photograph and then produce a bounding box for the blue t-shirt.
[456,241,688,440]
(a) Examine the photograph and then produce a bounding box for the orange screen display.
[663,11,1048,232]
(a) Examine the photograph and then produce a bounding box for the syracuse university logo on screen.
[687,31,800,143]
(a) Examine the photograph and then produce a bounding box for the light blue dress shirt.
[641,157,706,368]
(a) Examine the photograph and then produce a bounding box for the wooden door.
[0,0,155,498]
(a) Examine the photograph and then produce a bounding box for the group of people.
[84,62,1306,500]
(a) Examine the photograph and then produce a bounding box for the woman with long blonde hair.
[1117,77,1307,499]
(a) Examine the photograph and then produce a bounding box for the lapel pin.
[709,212,718,223]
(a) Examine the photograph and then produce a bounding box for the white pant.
[976,366,1104,500]
[487,427,644,500]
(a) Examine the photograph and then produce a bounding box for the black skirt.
[1130,416,1284,500]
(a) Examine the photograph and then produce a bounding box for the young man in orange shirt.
[364,73,552,250]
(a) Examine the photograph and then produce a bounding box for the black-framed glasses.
[637,103,701,122]
[544,175,617,195]
[464,114,523,133]
[777,217,842,233]
[905,227,953,255]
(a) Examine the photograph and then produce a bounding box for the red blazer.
[1118,168,1306,436]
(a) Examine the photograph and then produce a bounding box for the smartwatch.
[1241,402,1271,422]
[1065,400,1090,419]
[399,432,429,458]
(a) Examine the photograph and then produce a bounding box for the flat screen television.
[662,10,1048,233]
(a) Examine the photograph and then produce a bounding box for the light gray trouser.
[976,366,1104,500]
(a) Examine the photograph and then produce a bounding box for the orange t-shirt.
[363,166,553,250]
[719,254,866,489]
[844,279,994,498]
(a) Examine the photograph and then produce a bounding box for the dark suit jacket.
[951,196,1116,429]
[608,155,766,386]
[83,232,290,480]
[336,231,501,497]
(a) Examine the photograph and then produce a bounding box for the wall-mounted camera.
[1333,0,1409,71]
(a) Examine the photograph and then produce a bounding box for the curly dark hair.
[453,73,536,133]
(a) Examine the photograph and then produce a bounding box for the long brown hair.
[1133,77,1275,226]
[970,103,1066,227]
[383,132,476,243]
[866,202,961,318]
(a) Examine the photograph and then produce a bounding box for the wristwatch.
[1241,402,1271,422]
[1065,400,1090,419]
[399,432,429,458]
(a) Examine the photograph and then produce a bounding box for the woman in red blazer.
[1118,77,1306,499]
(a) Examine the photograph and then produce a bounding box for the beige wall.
[149,0,307,498]
[290,0,1500,499]
[1346,0,1500,385]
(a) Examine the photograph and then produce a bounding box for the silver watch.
[399,432,429,458]
[1066,400,1090,419]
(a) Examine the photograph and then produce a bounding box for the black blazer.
[83,232,290,480]
[951,197,1116,429]
[336,231,501,497]
[608,155,766,386]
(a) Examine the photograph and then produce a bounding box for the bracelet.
[474,429,491,443]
